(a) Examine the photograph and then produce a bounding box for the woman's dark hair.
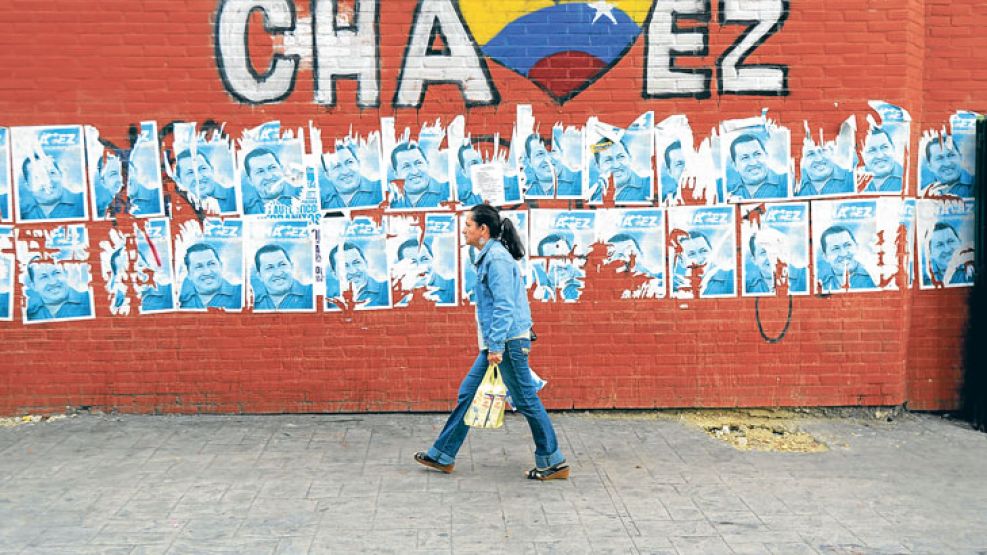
[470,204,525,260]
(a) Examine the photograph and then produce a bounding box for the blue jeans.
[428,338,565,469]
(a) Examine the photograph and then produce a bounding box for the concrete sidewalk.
[0,410,985,554]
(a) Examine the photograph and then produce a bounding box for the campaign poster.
[134,219,176,314]
[0,226,14,321]
[322,215,392,311]
[381,118,452,211]
[668,206,737,299]
[87,126,126,221]
[0,128,12,222]
[312,124,385,212]
[917,199,975,289]
[245,218,316,312]
[529,209,596,302]
[596,208,666,299]
[739,202,810,297]
[174,218,244,312]
[168,122,240,216]
[655,115,719,206]
[238,121,315,218]
[811,200,882,294]
[460,210,531,305]
[448,116,521,207]
[857,101,911,195]
[513,105,584,200]
[586,111,655,205]
[126,122,166,218]
[794,117,856,198]
[100,228,133,315]
[719,115,793,203]
[918,111,978,199]
[12,125,89,223]
[19,224,95,324]
[388,213,458,307]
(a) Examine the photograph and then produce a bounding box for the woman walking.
[414,204,569,480]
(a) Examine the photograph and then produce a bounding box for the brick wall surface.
[0,0,983,414]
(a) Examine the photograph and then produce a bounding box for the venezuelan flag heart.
[460,0,651,103]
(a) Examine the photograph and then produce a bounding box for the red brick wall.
[0,0,983,414]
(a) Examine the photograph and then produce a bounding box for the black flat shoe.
[414,451,455,474]
[526,462,570,481]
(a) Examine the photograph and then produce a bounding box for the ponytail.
[469,204,525,261]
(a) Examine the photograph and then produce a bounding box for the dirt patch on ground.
[0,414,71,429]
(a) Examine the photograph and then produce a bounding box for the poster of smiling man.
[246,218,316,312]
[238,122,313,218]
[322,215,392,311]
[174,218,244,312]
[655,115,717,206]
[19,224,94,324]
[740,202,810,297]
[168,123,240,216]
[381,118,452,211]
[311,124,385,212]
[586,111,654,205]
[0,129,11,222]
[795,117,856,198]
[12,125,89,222]
[448,116,521,207]
[529,210,596,303]
[460,210,531,305]
[596,208,666,299]
[858,101,911,195]
[0,226,13,321]
[811,200,882,294]
[388,213,458,307]
[513,105,584,200]
[917,199,975,289]
[667,206,737,299]
[918,111,978,199]
[720,115,793,203]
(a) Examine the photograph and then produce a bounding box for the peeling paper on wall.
[857,101,911,196]
[12,125,90,223]
[655,115,717,206]
[311,123,385,213]
[667,206,737,299]
[16,224,95,324]
[238,121,318,220]
[916,198,975,289]
[387,213,458,307]
[448,115,519,207]
[167,123,240,217]
[529,209,596,303]
[322,215,392,311]
[0,226,14,321]
[380,117,452,211]
[595,208,666,299]
[739,201,810,297]
[585,111,655,206]
[918,110,979,199]
[795,116,857,199]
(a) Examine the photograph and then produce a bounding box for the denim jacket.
[473,239,533,354]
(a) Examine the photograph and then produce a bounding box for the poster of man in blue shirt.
[23,260,94,323]
[241,148,303,215]
[723,131,790,202]
[816,225,877,293]
[920,134,975,199]
[796,142,854,198]
[319,141,384,211]
[917,199,975,289]
[395,238,456,306]
[251,244,315,312]
[586,112,654,205]
[740,204,810,297]
[386,141,451,210]
[860,126,905,194]
[0,128,11,222]
[597,208,666,299]
[322,216,392,311]
[13,126,88,222]
[177,243,243,310]
[521,134,557,198]
[454,142,484,207]
[92,153,126,220]
[173,148,239,215]
[125,123,166,218]
[0,227,13,321]
[135,219,175,314]
[668,206,737,299]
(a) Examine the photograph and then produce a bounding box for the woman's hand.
[488,352,503,365]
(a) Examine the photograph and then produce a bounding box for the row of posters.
[0,199,974,324]
[0,105,978,223]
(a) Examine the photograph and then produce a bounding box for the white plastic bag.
[506,368,547,411]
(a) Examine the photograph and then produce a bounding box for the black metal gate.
[961,116,986,431]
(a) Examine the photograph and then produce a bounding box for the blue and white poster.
[322,215,392,311]
[655,115,717,206]
[740,202,810,297]
[169,123,240,216]
[795,117,856,198]
[381,118,452,211]
[917,199,975,289]
[238,121,314,218]
[99,228,133,315]
[87,125,126,221]
[858,101,910,195]
[460,210,531,305]
[126,122,166,218]
[529,209,596,302]
[596,208,666,299]
[448,115,520,207]
[811,200,881,294]
[312,124,385,212]
[388,213,458,307]
[12,125,89,222]
[135,219,176,314]
[513,105,583,200]
[0,226,13,321]
[719,115,793,203]
[18,225,94,324]
[0,128,11,222]
[174,218,244,312]
[586,111,654,205]
[245,218,316,312]
[918,111,978,199]
[668,206,737,299]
